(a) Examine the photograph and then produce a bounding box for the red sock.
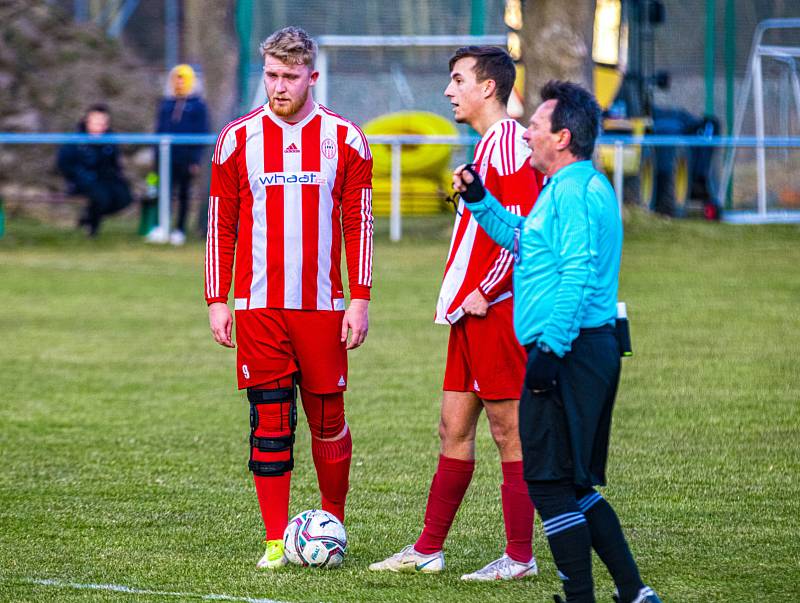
[254,473,291,540]
[501,460,535,562]
[311,426,352,522]
[414,454,475,554]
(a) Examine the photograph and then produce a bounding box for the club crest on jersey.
[321,138,337,159]
[258,171,327,186]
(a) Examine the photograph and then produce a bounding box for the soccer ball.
[283,509,347,568]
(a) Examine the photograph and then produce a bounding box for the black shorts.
[519,326,620,487]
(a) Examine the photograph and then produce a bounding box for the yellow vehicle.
[592,0,717,217]
[594,0,662,209]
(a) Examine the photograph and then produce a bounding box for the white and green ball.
[283,509,347,568]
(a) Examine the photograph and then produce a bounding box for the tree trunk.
[520,0,596,118]
[182,0,239,129]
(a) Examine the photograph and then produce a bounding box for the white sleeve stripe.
[357,187,374,287]
[480,245,508,291]
[496,121,520,176]
[369,188,373,286]
[503,122,512,175]
[366,188,373,286]
[212,135,221,165]
[358,188,365,284]
[212,196,219,298]
[506,122,514,174]
[205,199,211,297]
[479,204,519,293]
[496,123,504,174]
[205,196,218,298]
[510,123,516,172]
[213,196,219,297]
[209,198,214,297]
[497,122,506,174]
[481,249,513,293]
[508,124,517,174]
[480,231,504,288]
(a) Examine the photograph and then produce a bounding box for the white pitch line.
[28,578,288,603]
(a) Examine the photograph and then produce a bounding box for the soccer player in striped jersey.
[370,46,545,580]
[205,27,373,570]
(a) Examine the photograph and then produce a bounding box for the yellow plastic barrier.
[363,111,457,179]
[363,111,457,215]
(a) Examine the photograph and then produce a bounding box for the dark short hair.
[79,103,111,131]
[449,46,516,105]
[540,80,601,160]
[86,103,110,115]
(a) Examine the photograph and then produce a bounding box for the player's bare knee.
[488,419,517,447]
[247,375,297,477]
[489,426,511,451]
[438,416,476,447]
[485,401,518,438]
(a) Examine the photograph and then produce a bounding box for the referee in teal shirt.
[452,81,660,603]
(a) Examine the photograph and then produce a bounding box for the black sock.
[529,481,595,603]
[547,522,595,602]
[578,489,644,603]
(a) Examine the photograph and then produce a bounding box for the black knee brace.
[247,377,297,477]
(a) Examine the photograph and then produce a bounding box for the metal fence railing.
[0,133,213,240]
[2,133,800,240]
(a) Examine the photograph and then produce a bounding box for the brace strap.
[250,433,295,452]
[248,458,294,476]
[247,387,295,404]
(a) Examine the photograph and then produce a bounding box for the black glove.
[525,345,560,392]
[459,164,486,203]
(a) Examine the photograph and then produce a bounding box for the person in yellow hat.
[151,64,209,245]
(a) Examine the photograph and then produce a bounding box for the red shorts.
[234,308,347,394]
[442,298,526,401]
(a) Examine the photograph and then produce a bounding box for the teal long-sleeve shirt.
[468,160,623,357]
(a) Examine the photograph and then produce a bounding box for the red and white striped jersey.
[435,119,543,325]
[205,103,373,312]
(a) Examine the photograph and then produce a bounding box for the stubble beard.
[269,87,309,119]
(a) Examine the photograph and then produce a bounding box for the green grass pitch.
[0,212,799,602]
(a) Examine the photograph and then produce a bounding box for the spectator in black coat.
[150,64,209,245]
[57,104,133,237]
